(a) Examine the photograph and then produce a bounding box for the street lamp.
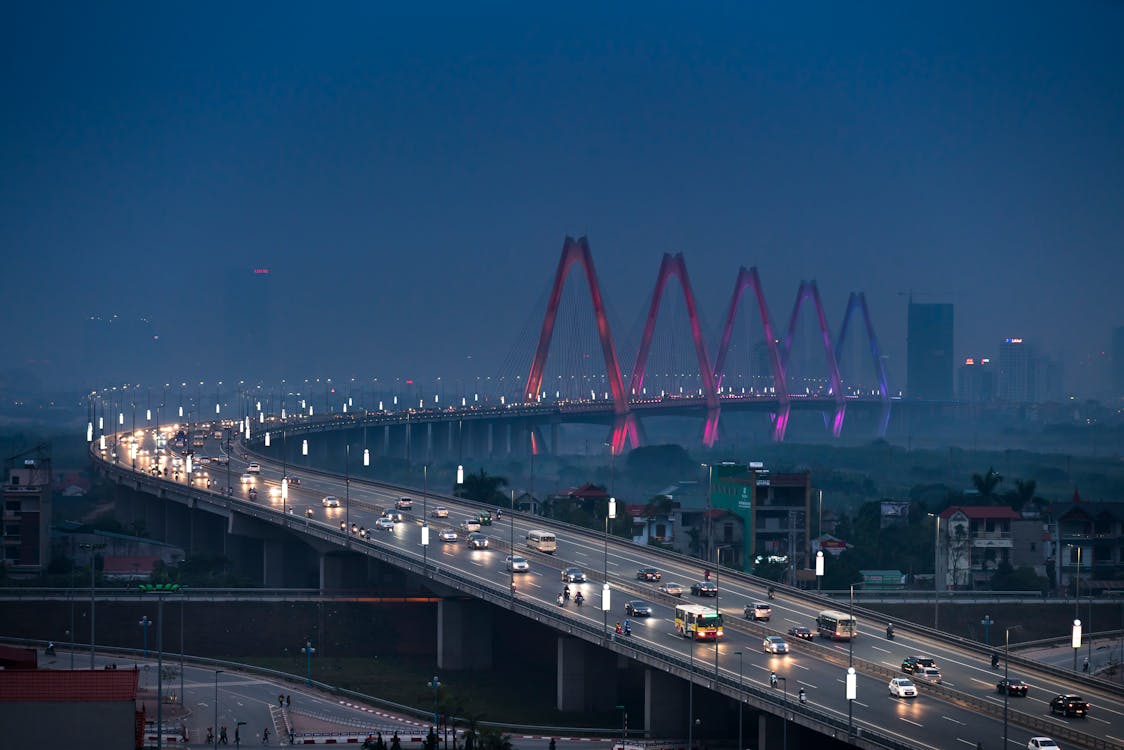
[138,583,182,750]
[212,670,224,750]
[139,615,151,657]
[735,650,744,750]
[714,545,730,678]
[421,464,428,570]
[603,495,616,635]
[770,673,789,750]
[428,675,441,730]
[78,542,105,669]
[509,489,516,600]
[848,583,856,739]
[1072,619,1082,673]
[816,550,824,592]
[302,637,316,686]
[1003,624,1024,749]
[928,512,942,629]
[702,463,714,563]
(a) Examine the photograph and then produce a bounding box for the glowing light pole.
[302,637,316,686]
[603,496,616,635]
[139,583,182,750]
[816,550,824,592]
[928,512,941,629]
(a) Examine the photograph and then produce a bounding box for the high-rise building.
[1113,326,1124,399]
[958,357,995,403]
[907,302,954,400]
[998,338,1031,402]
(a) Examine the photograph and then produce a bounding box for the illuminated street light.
[816,550,825,591]
[302,439,308,456]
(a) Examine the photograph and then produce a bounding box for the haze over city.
[2,3,1123,398]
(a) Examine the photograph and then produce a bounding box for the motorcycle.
[767,587,776,600]
[798,689,807,705]
[574,593,584,607]
[623,621,632,637]
[557,593,565,606]
[886,626,894,640]
[991,654,1000,669]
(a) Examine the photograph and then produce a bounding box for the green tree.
[455,469,509,505]
[642,494,674,542]
[1008,479,1037,512]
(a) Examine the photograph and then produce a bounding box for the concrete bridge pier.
[643,666,687,737]
[436,599,493,671]
[556,637,620,713]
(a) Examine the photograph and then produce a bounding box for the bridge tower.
[524,236,630,453]
[712,266,790,441]
[780,281,846,437]
[836,292,891,436]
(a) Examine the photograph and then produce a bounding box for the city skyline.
[2,4,1122,397]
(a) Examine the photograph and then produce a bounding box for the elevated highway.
[91,427,1124,750]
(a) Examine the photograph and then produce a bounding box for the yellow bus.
[675,604,724,641]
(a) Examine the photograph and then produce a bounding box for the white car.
[269,486,281,498]
[439,528,458,542]
[246,463,261,474]
[396,497,413,510]
[762,636,789,654]
[431,507,449,519]
[240,473,254,483]
[382,510,403,523]
[505,555,530,573]
[460,519,481,532]
[374,517,396,531]
[888,678,918,698]
[321,496,341,508]
[1027,739,1059,750]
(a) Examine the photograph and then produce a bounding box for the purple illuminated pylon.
[836,292,891,436]
[712,267,790,441]
[780,281,845,437]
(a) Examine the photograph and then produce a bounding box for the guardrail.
[94,443,1123,750]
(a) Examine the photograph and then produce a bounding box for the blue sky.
[2,3,1122,396]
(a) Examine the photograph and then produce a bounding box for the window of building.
[4,500,19,512]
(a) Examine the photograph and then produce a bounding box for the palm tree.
[970,467,1003,502]
[1010,478,1037,512]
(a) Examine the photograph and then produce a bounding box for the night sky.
[3,3,1122,396]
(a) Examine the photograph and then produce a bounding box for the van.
[246,463,261,474]
[526,529,557,554]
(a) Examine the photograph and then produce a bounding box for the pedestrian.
[549,739,556,750]
[235,726,241,747]
[375,731,384,750]
[391,731,401,750]
[286,694,291,708]
[278,694,284,708]
[263,726,270,745]
[220,726,228,745]
[1083,656,1090,673]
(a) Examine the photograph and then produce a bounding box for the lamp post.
[1003,624,1023,749]
[422,464,428,571]
[139,583,182,750]
[702,463,714,563]
[848,583,856,739]
[302,637,316,686]
[816,550,824,592]
[509,489,516,600]
[714,545,729,678]
[344,443,351,538]
[1072,619,1082,673]
[687,637,694,750]
[428,676,441,730]
[604,495,616,635]
[212,670,224,750]
[735,650,744,750]
[780,675,789,750]
[139,615,151,657]
[78,542,105,669]
[928,512,941,629]
[1068,543,1082,671]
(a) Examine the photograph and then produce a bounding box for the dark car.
[1049,694,1090,717]
[637,567,662,582]
[561,567,587,583]
[787,626,814,641]
[625,600,653,617]
[997,679,1029,697]
[283,475,300,486]
[690,581,718,597]
[901,656,937,675]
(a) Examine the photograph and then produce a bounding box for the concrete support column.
[644,666,687,738]
[556,637,619,712]
[437,599,494,671]
[486,423,494,457]
[263,538,286,587]
[426,423,433,462]
[551,422,560,456]
[383,425,390,455]
[505,423,512,455]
